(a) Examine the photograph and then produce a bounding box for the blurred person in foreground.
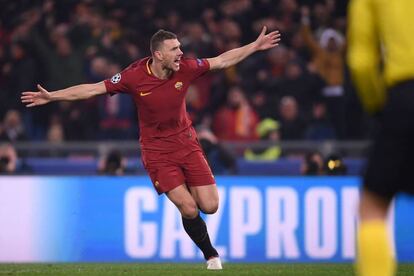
[348,0,414,275]
[21,27,280,270]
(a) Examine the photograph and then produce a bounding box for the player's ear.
[154,50,163,61]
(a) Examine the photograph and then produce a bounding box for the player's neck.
[150,59,172,80]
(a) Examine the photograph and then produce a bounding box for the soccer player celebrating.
[348,0,414,275]
[21,27,280,269]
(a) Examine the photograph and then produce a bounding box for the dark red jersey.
[104,57,210,151]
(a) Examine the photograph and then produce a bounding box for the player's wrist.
[251,40,260,52]
[48,91,57,102]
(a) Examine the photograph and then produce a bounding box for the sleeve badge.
[111,73,121,84]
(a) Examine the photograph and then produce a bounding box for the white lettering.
[266,187,300,259]
[341,187,359,258]
[124,187,157,258]
[305,187,337,258]
[230,187,262,258]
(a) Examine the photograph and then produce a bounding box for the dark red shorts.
[141,129,215,194]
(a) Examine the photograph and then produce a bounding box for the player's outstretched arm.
[207,26,280,70]
[21,82,107,107]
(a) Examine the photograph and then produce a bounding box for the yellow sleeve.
[347,0,386,114]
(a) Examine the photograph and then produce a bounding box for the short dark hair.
[150,29,177,54]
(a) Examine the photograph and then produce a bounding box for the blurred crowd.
[0,0,371,150]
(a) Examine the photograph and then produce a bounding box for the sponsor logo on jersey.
[174,81,183,90]
[111,73,121,84]
[140,91,152,96]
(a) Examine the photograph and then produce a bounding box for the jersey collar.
[145,58,153,75]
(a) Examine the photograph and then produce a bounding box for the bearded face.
[157,39,183,72]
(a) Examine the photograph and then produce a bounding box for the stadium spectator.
[0,109,27,142]
[2,41,37,111]
[271,59,320,116]
[31,27,86,91]
[181,22,215,58]
[46,121,65,144]
[250,91,275,120]
[197,126,237,175]
[244,118,282,161]
[277,96,306,140]
[98,150,126,175]
[301,151,324,175]
[0,143,17,174]
[300,5,347,139]
[305,101,336,140]
[212,86,259,141]
[263,45,290,80]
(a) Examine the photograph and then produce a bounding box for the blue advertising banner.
[0,176,413,262]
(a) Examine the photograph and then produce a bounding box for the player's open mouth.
[174,58,181,66]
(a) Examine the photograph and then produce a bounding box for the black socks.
[182,213,218,260]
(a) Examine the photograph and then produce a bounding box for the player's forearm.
[50,84,100,101]
[215,42,258,69]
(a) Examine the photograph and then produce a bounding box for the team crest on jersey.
[175,81,183,90]
[111,73,121,84]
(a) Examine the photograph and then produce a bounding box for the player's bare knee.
[180,201,199,219]
[200,201,219,214]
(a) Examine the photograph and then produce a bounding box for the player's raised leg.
[189,184,219,215]
[188,184,222,269]
[166,184,220,269]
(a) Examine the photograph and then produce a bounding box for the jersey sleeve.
[347,0,386,114]
[181,58,210,80]
[104,69,133,95]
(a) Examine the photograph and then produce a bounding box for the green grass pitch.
[1,263,414,275]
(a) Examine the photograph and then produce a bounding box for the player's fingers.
[270,38,280,45]
[21,99,33,103]
[268,32,281,39]
[273,37,281,43]
[21,91,36,96]
[37,84,48,93]
[27,102,36,107]
[269,35,280,42]
[260,26,267,36]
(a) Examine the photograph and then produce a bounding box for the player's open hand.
[21,84,52,107]
[254,26,281,51]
